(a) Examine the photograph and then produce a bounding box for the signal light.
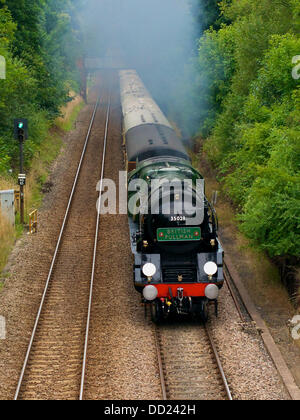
[14,119,28,141]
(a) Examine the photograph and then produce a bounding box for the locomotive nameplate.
[157,227,201,242]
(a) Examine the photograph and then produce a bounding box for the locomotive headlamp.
[143,285,158,301]
[204,261,218,276]
[205,284,219,300]
[142,263,157,278]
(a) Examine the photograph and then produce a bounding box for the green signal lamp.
[14,119,28,141]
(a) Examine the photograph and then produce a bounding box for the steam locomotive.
[120,70,224,322]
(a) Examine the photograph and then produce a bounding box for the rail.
[223,251,300,401]
[14,95,101,400]
[154,322,233,401]
[79,92,111,400]
[204,324,233,400]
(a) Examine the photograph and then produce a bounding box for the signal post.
[14,119,28,225]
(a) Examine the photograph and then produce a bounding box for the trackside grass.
[0,212,15,276]
[0,95,83,282]
[56,94,84,132]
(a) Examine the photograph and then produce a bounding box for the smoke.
[80,0,200,136]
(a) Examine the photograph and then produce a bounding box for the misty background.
[79,0,201,136]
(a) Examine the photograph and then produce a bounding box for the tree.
[0,1,83,172]
[0,0,82,116]
[196,0,300,260]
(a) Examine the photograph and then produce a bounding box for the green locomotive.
[120,70,224,322]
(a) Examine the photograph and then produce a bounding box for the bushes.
[0,210,15,273]
[0,2,81,174]
[241,166,299,257]
[197,0,300,259]
[193,24,237,137]
[0,40,50,170]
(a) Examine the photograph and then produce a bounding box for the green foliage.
[55,100,84,132]
[197,0,300,258]
[195,24,237,136]
[1,0,81,116]
[0,6,16,45]
[189,0,229,33]
[240,166,300,257]
[0,1,82,173]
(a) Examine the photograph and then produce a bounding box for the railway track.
[152,242,300,401]
[154,320,233,400]
[10,71,298,401]
[222,254,300,401]
[223,262,252,323]
[14,84,111,400]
